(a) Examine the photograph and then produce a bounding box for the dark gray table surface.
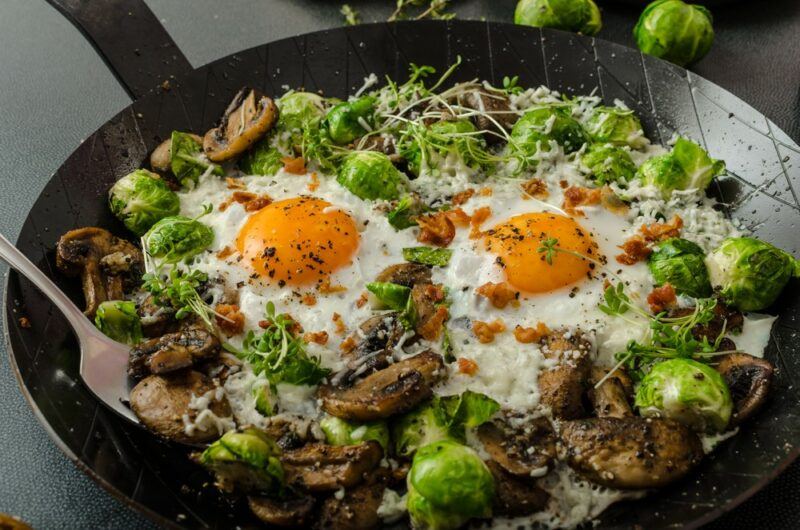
[1,0,798,528]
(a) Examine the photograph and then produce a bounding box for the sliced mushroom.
[715,353,774,425]
[559,417,704,489]
[282,442,383,492]
[319,351,445,421]
[248,495,316,528]
[316,472,388,530]
[138,294,178,338]
[261,415,319,451]
[360,135,402,164]
[335,313,406,385]
[538,329,593,420]
[128,326,221,379]
[477,416,556,477]
[150,133,203,173]
[410,283,448,341]
[375,263,432,288]
[486,461,549,517]
[456,89,518,143]
[130,370,231,444]
[56,227,143,317]
[203,88,278,162]
[587,367,633,418]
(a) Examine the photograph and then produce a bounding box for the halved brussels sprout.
[143,215,214,265]
[638,137,724,196]
[583,107,647,149]
[170,131,223,188]
[324,96,377,145]
[337,151,406,201]
[648,238,712,298]
[252,380,275,417]
[238,138,283,176]
[393,403,452,458]
[320,415,390,451]
[94,300,142,345]
[387,194,428,230]
[109,169,180,236]
[277,92,327,132]
[581,143,636,185]
[706,237,800,311]
[634,0,714,67]
[514,0,602,36]
[199,428,284,494]
[509,106,589,158]
[403,247,453,267]
[366,282,412,311]
[635,358,732,432]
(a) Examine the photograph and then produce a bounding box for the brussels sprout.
[324,96,376,145]
[581,144,636,185]
[320,415,390,451]
[170,131,223,188]
[238,138,283,176]
[706,237,800,311]
[336,151,406,201]
[388,194,428,230]
[648,238,712,298]
[199,428,284,494]
[635,358,732,432]
[638,137,724,196]
[634,0,714,67]
[277,91,327,132]
[407,440,494,529]
[109,169,180,236]
[366,281,412,311]
[252,380,275,417]
[143,215,214,265]
[636,153,683,192]
[509,106,589,159]
[514,0,602,36]
[583,107,647,149]
[94,300,142,345]
[403,247,453,267]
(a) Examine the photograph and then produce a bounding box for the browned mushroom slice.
[130,371,231,444]
[203,88,278,162]
[56,227,143,317]
[486,461,549,517]
[128,326,221,379]
[587,367,633,418]
[538,329,593,420]
[360,135,402,163]
[335,313,406,385]
[375,263,432,288]
[560,417,704,489]
[410,283,449,341]
[150,133,203,172]
[261,415,317,451]
[317,472,389,530]
[477,416,556,476]
[319,351,445,421]
[456,89,518,142]
[282,442,383,492]
[248,495,315,528]
[715,353,774,425]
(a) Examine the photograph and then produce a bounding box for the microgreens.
[142,268,222,330]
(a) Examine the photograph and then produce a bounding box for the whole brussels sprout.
[648,238,712,298]
[407,440,494,529]
[144,215,214,265]
[706,237,800,311]
[199,428,284,494]
[170,131,223,188]
[514,0,602,36]
[94,300,142,345]
[109,169,180,236]
[581,144,636,185]
[583,106,647,149]
[637,153,683,192]
[510,106,589,158]
[638,137,724,197]
[277,91,327,132]
[634,0,714,67]
[635,358,732,432]
[238,138,283,176]
[320,415,390,451]
[336,151,407,201]
[324,96,376,145]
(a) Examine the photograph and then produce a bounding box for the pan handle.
[44,0,193,100]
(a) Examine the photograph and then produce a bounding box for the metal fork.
[0,233,139,425]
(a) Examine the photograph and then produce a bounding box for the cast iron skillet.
[5,1,800,528]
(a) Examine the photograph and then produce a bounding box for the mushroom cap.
[203,88,278,162]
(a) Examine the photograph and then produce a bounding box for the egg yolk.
[484,213,599,294]
[236,197,359,287]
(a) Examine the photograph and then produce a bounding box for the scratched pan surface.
[5,20,800,529]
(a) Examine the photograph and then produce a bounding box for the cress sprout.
[400,119,491,176]
[320,415,390,451]
[583,106,647,149]
[648,238,712,298]
[580,143,636,185]
[635,358,733,432]
[634,0,715,67]
[509,106,589,159]
[108,169,180,236]
[706,237,800,311]
[170,131,223,188]
[638,137,725,197]
[199,428,284,494]
[324,96,377,145]
[143,213,214,265]
[94,300,143,345]
[337,151,407,201]
[514,0,602,36]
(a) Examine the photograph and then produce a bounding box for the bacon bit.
[304,330,329,345]
[488,319,506,333]
[647,284,678,314]
[476,282,519,309]
[258,320,271,329]
[301,293,317,306]
[616,235,652,265]
[600,186,629,215]
[332,312,347,335]
[355,292,369,308]
[418,306,449,341]
[216,246,235,259]
[522,178,549,199]
[307,172,320,192]
[282,156,306,175]
[469,206,492,239]
[514,322,550,344]
[444,208,471,228]
[472,319,506,344]
[215,304,245,336]
[559,180,569,189]
[226,177,246,190]
[457,358,479,376]
[244,195,272,212]
[452,188,475,205]
[220,191,272,212]
[318,278,347,294]
[18,317,31,329]
[640,215,683,242]
[339,336,357,353]
[478,187,493,197]
[417,212,456,247]
[424,284,446,303]
[563,186,602,216]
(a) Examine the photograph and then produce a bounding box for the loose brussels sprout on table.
[109,169,180,236]
[320,415,390,451]
[514,0,602,36]
[648,238,712,298]
[94,300,142,345]
[634,0,714,67]
[323,96,377,145]
[238,138,283,176]
[143,215,214,265]
[583,106,647,149]
[337,151,407,201]
[407,440,495,530]
[581,143,636,185]
[706,237,800,311]
[635,358,733,432]
[638,137,725,197]
[199,428,284,494]
[170,131,223,188]
[509,106,589,159]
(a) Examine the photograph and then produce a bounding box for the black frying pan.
[5,1,800,528]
